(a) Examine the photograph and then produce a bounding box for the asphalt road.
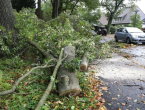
[93,37,145,110]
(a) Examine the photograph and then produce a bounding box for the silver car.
[114,27,145,44]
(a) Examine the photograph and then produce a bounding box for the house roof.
[99,14,108,25]
[112,6,145,25]
[143,18,145,22]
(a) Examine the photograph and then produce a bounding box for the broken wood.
[57,46,81,96]
[35,48,67,110]
[27,39,56,60]
[80,51,89,72]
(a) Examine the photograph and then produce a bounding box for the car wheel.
[115,36,118,42]
[126,37,131,44]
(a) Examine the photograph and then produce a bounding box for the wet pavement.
[100,34,114,43]
[93,37,145,110]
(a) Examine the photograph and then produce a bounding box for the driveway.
[92,42,145,110]
[100,34,114,43]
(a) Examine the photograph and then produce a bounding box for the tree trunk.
[0,0,15,33]
[38,0,43,19]
[107,13,114,34]
[0,0,17,41]
[58,0,63,15]
[57,46,81,96]
[80,51,89,72]
[0,0,18,51]
[52,0,59,19]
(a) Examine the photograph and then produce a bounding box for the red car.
[142,27,145,32]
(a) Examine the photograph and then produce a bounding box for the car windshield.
[126,28,143,33]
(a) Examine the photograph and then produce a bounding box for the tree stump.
[57,46,81,96]
[80,51,89,72]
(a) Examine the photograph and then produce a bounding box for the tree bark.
[80,51,89,72]
[38,0,43,19]
[57,46,81,96]
[107,13,114,34]
[0,0,15,33]
[58,0,63,15]
[0,0,17,43]
[52,0,59,19]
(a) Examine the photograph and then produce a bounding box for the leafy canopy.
[130,14,143,29]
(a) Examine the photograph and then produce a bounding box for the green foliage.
[64,58,81,72]
[101,0,137,33]
[0,26,12,55]
[110,25,116,34]
[41,1,52,21]
[14,8,100,60]
[78,7,101,24]
[129,14,143,29]
[96,43,112,59]
[0,55,105,109]
[0,8,110,110]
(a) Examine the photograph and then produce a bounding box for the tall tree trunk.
[52,0,59,19]
[0,0,15,34]
[38,0,43,19]
[58,0,63,15]
[0,0,17,44]
[107,13,114,34]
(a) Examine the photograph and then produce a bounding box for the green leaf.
[133,99,138,103]
[108,103,112,106]
[71,106,75,110]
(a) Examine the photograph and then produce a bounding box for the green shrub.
[110,25,116,34]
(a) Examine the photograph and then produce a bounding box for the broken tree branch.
[35,48,67,110]
[0,59,55,96]
[27,39,56,60]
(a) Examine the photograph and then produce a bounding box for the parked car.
[142,24,145,32]
[114,27,145,44]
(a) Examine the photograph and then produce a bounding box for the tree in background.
[37,0,43,19]
[130,14,143,29]
[0,0,17,45]
[100,0,137,33]
[42,0,99,19]
[11,0,35,12]
[77,5,101,25]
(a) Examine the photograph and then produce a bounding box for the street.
[94,36,145,110]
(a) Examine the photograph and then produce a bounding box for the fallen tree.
[57,46,81,96]
[0,8,101,109]
[35,48,67,110]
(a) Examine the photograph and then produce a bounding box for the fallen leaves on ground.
[127,97,131,101]
[100,87,108,91]
[112,98,118,100]
[142,100,145,104]
[88,66,107,110]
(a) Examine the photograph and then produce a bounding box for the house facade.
[112,6,145,26]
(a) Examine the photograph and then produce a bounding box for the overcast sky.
[135,0,145,14]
